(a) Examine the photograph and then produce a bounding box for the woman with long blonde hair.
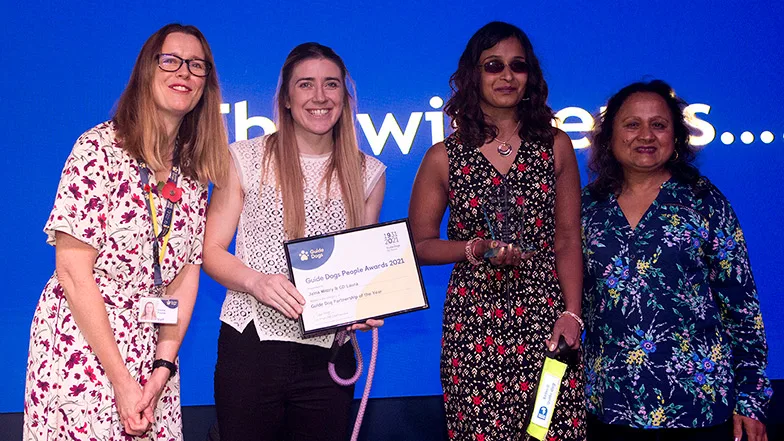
[24,23,229,440]
[203,42,386,441]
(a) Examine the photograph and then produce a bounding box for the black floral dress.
[441,132,586,441]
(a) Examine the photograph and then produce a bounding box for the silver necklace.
[494,122,521,157]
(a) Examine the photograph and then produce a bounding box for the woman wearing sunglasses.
[409,21,585,440]
[24,24,229,440]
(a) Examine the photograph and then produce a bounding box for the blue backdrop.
[2,1,783,412]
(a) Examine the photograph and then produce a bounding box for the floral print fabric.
[441,133,586,440]
[24,122,208,440]
[581,177,772,429]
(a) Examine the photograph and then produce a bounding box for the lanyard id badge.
[138,160,180,324]
[138,297,179,324]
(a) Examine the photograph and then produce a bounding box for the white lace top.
[219,135,386,348]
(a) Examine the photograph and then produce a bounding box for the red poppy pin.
[161,181,183,203]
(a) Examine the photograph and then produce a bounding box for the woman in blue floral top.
[581,80,772,441]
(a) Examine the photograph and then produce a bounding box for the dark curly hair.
[444,21,554,147]
[587,79,700,198]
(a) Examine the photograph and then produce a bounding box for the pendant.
[497,142,513,157]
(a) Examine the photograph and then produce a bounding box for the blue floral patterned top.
[581,176,772,429]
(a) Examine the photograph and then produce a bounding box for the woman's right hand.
[249,273,306,319]
[114,376,150,436]
[473,239,523,267]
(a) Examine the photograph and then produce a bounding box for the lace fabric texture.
[219,135,386,348]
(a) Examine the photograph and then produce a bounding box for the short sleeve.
[228,136,266,195]
[228,143,247,194]
[44,128,112,250]
[362,153,386,198]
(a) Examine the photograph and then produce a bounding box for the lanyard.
[138,162,180,287]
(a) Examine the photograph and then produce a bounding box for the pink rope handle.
[329,330,363,384]
[328,328,379,441]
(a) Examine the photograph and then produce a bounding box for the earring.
[670,151,679,162]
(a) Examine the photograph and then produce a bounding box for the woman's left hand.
[347,319,384,332]
[136,367,169,425]
[545,314,581,352]
[734,414,767,441]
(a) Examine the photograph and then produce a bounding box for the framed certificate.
[284,219,429,337]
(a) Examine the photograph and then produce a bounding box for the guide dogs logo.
[288,236,334,271]
[298,248,324,261]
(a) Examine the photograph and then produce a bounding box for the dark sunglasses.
[479,59,529,74]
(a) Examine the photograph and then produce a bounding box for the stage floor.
[3,385,782,440]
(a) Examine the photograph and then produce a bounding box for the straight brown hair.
[264,42,365,239]
[113,23,229,186]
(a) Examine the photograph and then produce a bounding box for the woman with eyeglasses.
[202,42,385,441]
[23,23,229,440]
[409,21,586,440]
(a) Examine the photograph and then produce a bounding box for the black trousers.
[214,322,356,441]
[587,414,735,441]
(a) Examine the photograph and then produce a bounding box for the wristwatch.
[152,359,177,378]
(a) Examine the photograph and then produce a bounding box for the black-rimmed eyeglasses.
[156,53,212,77]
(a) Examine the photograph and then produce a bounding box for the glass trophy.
[481,178,537,260]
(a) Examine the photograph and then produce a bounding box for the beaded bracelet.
[561,310,584,331]
[465,237,482,265]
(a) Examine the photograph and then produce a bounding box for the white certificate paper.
[284,219,428,336]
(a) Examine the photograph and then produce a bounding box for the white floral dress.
[24,121,208,441]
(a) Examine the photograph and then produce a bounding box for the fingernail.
[549,343,556,351]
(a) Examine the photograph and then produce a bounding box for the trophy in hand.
[481,179,537,261]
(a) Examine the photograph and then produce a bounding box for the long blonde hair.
[264,43,365,239]
[113,23,229,186]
